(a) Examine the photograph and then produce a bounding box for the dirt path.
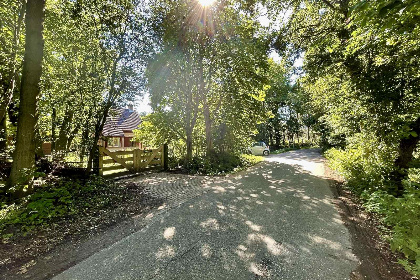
[52,149,359,279]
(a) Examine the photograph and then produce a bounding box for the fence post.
[133,149,139,172]
[163,143,168,170]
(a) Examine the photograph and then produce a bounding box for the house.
[100,106,142,150]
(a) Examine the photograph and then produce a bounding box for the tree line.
[267,0,419,274]
[1,0,156,197]
[1,0,294,197]
[1,0,418,197]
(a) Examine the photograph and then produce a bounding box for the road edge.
[324,166,414,280]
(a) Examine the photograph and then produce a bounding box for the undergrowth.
[0,176,116,240]
[183,151,263,175]
[326,147,420,276]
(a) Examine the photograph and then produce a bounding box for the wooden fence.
[98,144,168,177]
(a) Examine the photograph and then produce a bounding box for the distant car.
[249,142,270,156]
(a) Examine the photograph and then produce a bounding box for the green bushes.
[0,176,111,237]
[184,151,263,175]
[326,144,420,276]
[325,136,396,194]
[363,184,420,276]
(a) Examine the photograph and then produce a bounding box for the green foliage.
[137,0,271,158]
[268,0,420,274]
[326,145,420,275]
[184,151,263,175]
[362,184,420,275]
[325,138,396,195]
[239,154,264,168]
[0,176,111,236]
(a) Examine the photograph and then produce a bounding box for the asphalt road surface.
[53,149,358,280]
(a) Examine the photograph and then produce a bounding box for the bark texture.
[7,0,45,195]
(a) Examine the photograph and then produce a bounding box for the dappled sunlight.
[235,245,255,262]
[163,227,176,240]
[245,221,262,232]
[200,243,213,258]
[54,150,357,279]
[200,218,220,230]
[156,245,176,259]
[212,185,226,193]
[266,150,326,177]
[308,234,342,250]
[247,233,284,256]
[249,261,271,277]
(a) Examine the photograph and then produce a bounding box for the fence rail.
[98,144,168,177]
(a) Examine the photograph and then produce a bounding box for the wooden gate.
[98,144,168,177]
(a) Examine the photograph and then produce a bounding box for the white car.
[249,142,270,156]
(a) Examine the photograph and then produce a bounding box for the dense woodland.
[0,0,419,276]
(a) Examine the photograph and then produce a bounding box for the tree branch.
[321,0,338,11]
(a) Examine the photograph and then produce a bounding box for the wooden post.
[133,149,139,172]
[98,147,103,176]
[163,143,168,171]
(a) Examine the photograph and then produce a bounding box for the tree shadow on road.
[55,160,358,280]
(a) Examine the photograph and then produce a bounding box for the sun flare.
[198,0,216,7]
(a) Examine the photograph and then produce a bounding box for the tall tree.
[142,0,271,159]
[268,0,420,190]
[7,0,45,195]
[0,0,25,154]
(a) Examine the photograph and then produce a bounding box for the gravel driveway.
[53,149,358,279]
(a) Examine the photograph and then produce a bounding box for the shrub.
[363,184,420,276]
[184,151,263,175]
[0,176,111,236]
[239,154,263,167]
[325,140,395,195]
[326,138,420,276]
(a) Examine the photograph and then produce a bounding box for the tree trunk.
[0,102,10,153]
[51,106,56,154]
[269,130,273,147]
[198,50,213,155]
[86,43,124,174]
[0,116,7,153]
[66,123,80,151]
[7,0,45,196]
[307,126,310,141]
[203,103,212,154]
[185,88,193,161]
[79,108,92,163]
[86,107,109,174]
[55,109,74,156]
[391,117,420,195]
[184,54,198,162]
[186,129,193,161]
[34,127,44,160]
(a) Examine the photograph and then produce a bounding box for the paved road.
[54,149,358,279]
